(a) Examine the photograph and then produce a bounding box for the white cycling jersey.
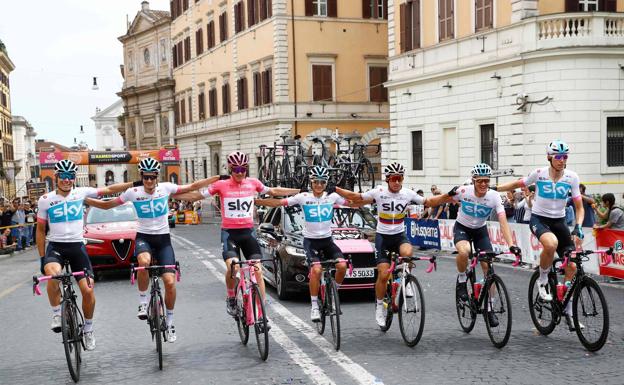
[521,167,581,219]
[453,185,505,229]
[37,187,100,242]
[361,186,425,235]
[283,192,346,239]
[117,183,180,235]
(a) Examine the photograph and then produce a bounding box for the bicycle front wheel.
[398,275,426,347]
[316,284,327,335]
[236,286,250,345]
[61,300,81,382]
[527,270,556,335]
[252,285,269,360]
[327,280,341,350]
[456,277,477,333]
[151,293,164,370]
[573,277,609,352]
[484,275,512,349]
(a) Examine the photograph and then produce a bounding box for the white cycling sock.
[376,299,383,306]
[52,305,61,316]
[310,296,318,308]
[83,319,93,333]
[166,310,174,327]
[538,267,550,284]
[565,301,573,316]
[457,272,467,283]
[139,290,148,304]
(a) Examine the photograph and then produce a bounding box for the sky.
[0,0,170,149]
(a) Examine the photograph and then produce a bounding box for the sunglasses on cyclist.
[57,172,76,181]
[312,179,328,185]
[387,175,404,183]
[473,178,490,185]
[142,174,158,181]
[553,154,568,160]
[231,166,248,174]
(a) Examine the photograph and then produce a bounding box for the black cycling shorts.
[529,214,575,257]
[135,233,176,273]
[41,242,93,281]
[303,237,343,265]
[374,232,410,264]
[221,228,262,261]
[453,222,493,252]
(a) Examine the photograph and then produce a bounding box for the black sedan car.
[257,205,378,299]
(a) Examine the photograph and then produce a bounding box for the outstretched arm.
[172,191,205,202]
[85,197,123,210]
[496,179,524,193]
[424,193,453,208]
[498,214,516,248]
[176,175,220,194]
[98,181,134,196]
[268,187,299,196]
[255,198,285,208]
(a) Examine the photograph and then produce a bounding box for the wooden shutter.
[185,37,191,61]
[234,3,240,33]
[253,72,261,106]
[170,1,176,19]
[363,0,371,18]
[183,0,189,11]
[412,0,420,48]
[262,69,272,104]
[267,0,272,17]
[380,66,388,101]
[181,99,186,124]
[222,84,230,114]
[439,0,453,41]
[382,0,388,19]
[313,65,332,101]
[174,101,180,125]
[305,0,314,16]
[243,78,248,108]
[565,0,578,12]
[198,92,205,119]
[196,29,203,55]
[177,41,183,65]
[188,96,192,121]
[260,0,268,20]
[602,0,617,12]
[328,0,337,17]
[209,89,217,117]
[400,3,413,52]
[172,45,178,67]
[369,66,380,101]
[248,0,256,26]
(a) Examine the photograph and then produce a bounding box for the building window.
[363,0,387,19]
[305,0,336,17]
[207,21,215,49]
[184,160,189,183]
[312,64,333,102]
[209,88,217,117]
[222,83,231,114]
[369,66,388,102]
[177,41,183,66]
[566,0,616,11]
[248,0,258,27]
[237,77,249,110]
[475,0,493,31]
[203,157,208,178]
[314,0,327,16]
[191,159,196,180]
[219,12,229,42]
[480,123,495,167]
[196,28,204,55]
[438,0,454,41]
[400,0,420,53]
[198,92,206,119]
[442,126,458,172]
[262,68,272,104]
[184,37,191,62]
[260,0,272,20]
[607,117,624,167]
[411,131,423,171]
[234,1,246,34]
[180,99,186,124]
[253,72,261,106]
[188,95,193,122]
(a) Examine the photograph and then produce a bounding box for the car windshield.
[86,203,138,224]
[284,206,376,233]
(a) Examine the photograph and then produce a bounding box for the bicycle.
[130,262,181,370]
[528,248,612,352]
[455,249,520,348]
[379,252,437,347]
[231,258,274,361]
[33,261,92,383]
[312,257,352,351]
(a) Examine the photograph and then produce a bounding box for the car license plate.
[346,268,375,279]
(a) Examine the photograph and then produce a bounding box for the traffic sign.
[490,168,514,177]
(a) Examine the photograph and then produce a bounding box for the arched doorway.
[105,170,115,186]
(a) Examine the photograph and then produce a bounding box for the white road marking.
[172,236,336,385]
[0,280,26,300]
[172,235,385,385]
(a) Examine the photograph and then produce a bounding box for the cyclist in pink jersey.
[174,151,298,317]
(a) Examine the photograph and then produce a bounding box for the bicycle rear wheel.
[379,281,393,332]
[327,280,341,350]
[573,277,609,352]
[236,286,250,345]
[252,285,269,360]
[398,275,425,347]
[456,276,477,333]
[316,284,327,335]
[61,300,81,382]
[151,293,164,370]
[527,270,556,335]
[484,275,512,349]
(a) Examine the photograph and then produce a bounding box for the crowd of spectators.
[0,197,38,254]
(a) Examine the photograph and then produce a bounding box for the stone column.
[134,113,142,150]
[124,115,132,149]
[155,109,162,148]
[168,109,175,145]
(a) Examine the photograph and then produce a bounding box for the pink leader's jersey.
[201,177,270,229]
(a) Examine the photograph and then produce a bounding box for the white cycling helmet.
[138,157,161,173]
[384,162,405,178]
[471,163,492,178]
[547,140,570,155]
[54,159,78,175]
[309,165,330,181]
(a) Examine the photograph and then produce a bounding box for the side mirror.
[259,223,275,233]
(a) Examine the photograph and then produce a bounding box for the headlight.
[84,238,104,245]
[285,245,307,258]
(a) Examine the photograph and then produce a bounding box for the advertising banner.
[159,148,180,164]
[595,229,624,279]
[405,218,441,250]
[38,151,63,169]
[88,152,133,164]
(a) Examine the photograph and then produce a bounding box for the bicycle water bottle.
[391,278,400,299]
[473,279,483,299]
[557,280,571,301]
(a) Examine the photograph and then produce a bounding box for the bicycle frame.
[466,250,517,311]
[386,253,436,312]
[231,259,273,326]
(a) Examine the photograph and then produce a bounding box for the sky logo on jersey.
[133,196,169,219]
[48,200,84,223]
[303,203,333,222]
[461,201,492,218]
[223,197,254,218]
[381,201,407,213]
[536,180,571,200]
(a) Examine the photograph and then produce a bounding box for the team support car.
[84,202,138,272]
[257,205,378,299]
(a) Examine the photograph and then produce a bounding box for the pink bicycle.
[231,259,273,361]
[33,261,92,383]
[130,262,180,370]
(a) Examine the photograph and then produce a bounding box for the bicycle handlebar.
[130,262,181,285]
[558,248,614,269]
[229,258,276,279]
[469,250,519,269]
[32,269,91,296]
[310,258,353,276]
[387,254,437,274]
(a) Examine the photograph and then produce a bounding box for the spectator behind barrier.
[594,193,624,231]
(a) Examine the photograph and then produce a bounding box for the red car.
[84,202,138,272]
